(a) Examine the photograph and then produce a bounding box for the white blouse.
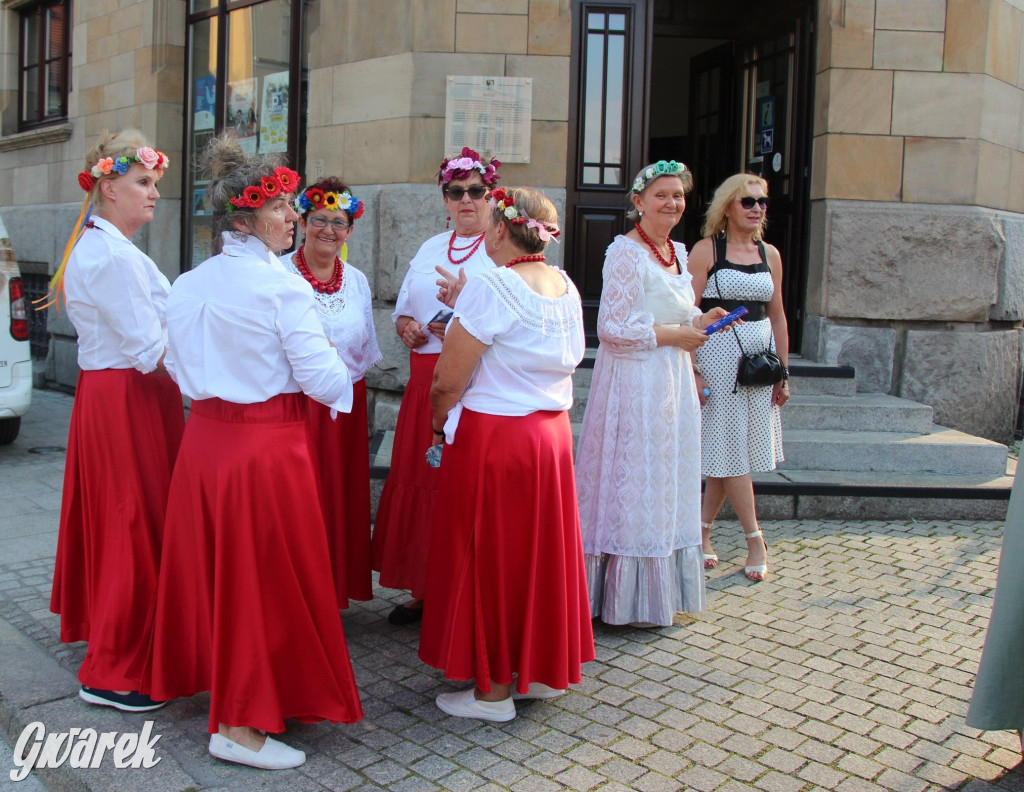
[280,251,382,381]
[392,230,494,355]
[443,266,585,441]
[165,232,353,412]
[64,216,169,373]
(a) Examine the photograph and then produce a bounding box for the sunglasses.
[739,196,770,210]
[444,185,488,201]
[307,217,350,230]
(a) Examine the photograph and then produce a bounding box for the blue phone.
[704,305,748,335]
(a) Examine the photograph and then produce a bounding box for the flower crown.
[487,188,561,243]
[437,146,501,186]
[631,160,687,194]
[77,147,170,192]
[226,166,301,212]
[295,187,364,220]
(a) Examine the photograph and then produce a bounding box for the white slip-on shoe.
[208,733,306,770]
[511,682,567,701]
[436,688,515,722]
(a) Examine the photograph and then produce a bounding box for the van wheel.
[0,416,21,445]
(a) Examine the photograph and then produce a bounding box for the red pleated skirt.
[50,369,184,691]
[307,379,373,606]
[371,351,440,597]
[418,409,595,694]
[145,393,363,734]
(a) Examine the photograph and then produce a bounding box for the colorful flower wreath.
[631,160,687,194]
[294,187,364,220]
[486,188,561,243]
[77,147,170,192]
[437,146,501,186]
[227,166,302,212]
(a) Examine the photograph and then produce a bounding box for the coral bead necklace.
[296,246,343,294]
[635,222,678,270]
[448,231,485,265]
[504,254,546,268]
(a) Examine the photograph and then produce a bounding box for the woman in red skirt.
[49,129,182,713]
[371,147,499,624]
[146,133,362,770]
[420,187,594,722]
[280,178,379,607]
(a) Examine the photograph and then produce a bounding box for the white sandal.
[743,529,768,582]
[701,521,718,569]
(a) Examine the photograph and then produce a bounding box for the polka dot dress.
[696,248,784,478]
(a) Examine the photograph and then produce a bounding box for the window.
[18,0,71,130]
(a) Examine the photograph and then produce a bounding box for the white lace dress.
[575,235,707,626]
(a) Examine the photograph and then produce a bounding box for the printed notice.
[444,76,532,163]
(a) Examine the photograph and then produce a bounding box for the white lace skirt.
[585,547,706,626]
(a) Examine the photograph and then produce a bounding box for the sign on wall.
[444,76,532,163]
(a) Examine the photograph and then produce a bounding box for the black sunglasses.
[444,185,488,201]
[739,196,770,210]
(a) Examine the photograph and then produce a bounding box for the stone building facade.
[0,0,1020,441]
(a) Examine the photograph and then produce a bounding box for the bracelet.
[692,364,703,377]
[431,425,444,435]
[691,313,703,329]
[780,365,790,380]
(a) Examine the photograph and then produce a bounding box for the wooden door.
[566,0,650,343]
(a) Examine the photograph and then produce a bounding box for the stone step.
[781,393,934,433]
[777,426,1009,475]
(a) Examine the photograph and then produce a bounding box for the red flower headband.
[227,166,301,212]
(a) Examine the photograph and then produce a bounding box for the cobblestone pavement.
[1,389,1022,791]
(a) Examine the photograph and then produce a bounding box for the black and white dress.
[696,240,784,477]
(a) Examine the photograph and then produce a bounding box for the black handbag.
[711,238,785,393]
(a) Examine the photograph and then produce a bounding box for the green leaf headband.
[631,160,687,194]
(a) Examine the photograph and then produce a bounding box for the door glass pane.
[587,12,603,30]
[580,9,628,187]
[603,167,619,185]
[582,32,604,165]
[608,13,625,31]
[604,32,624,168]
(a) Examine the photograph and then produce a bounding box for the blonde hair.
[85,128,153,208]
[490,187,559,254]
[701,173,769,240]
[201,131,290,254]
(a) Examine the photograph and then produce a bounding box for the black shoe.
[79,686,167,712]
[387,603,424,626]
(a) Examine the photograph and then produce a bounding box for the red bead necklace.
[635,222,678,270]
[504,254,546,268]
[448,231,485,265]
[296,246,343,294]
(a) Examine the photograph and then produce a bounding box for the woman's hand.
[435,264,468,308]
[695,372,710,406]
[400,320,429,350]
[772,379,790,406]
[674,325,709,353]
[694,306,731,333]
[426,321,448,341]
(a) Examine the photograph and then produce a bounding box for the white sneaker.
[208,733,306,770]
[436,688,515,722]
[511,682,567,700]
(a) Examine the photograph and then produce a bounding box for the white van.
[0,216,32,444]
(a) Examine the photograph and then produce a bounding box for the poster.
[258,71,290,154]
[194,76,216,131]
[226,78,258,155]
[444,76,532,163]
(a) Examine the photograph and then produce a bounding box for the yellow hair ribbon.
[34,195,91,312]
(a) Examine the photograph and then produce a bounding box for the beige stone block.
[305,125,346,183]
[13,163,48,205]
[892,72,983,137]
[810,134,827,200]
[987,0,1022,83]
[528,0,572,56]
[115,105,143,135]
[109,3,143,34]
[976,140,1012,208]
[826,69,893,133]
[409,54,506,118]
[506,55,569,121]
[827,0,875,68]
[333,54,415,125]
[822,134,903,200]
[496,121,567,187]
[814,71,830,136]
[86,13,111,39]
[981,75,1022,147]
[873,31,944,70]
[117,28,143,53]
[410,117,446,182]
[77,87,105,117]
[945,0,989,72]
[876,0,947,30]
[307,68,333,128]
[1009,149,1024,211]
[342,0,413,63]
[413,0,456,51]
[49,158,80,205]
[456,13,528,54]
[343,118,414,183]
[101,79,135,111]
[458,0,528,12]
[903,137,978,204]
[817,0,833,71]
[307,4,344,69]
[155,48,185,103]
